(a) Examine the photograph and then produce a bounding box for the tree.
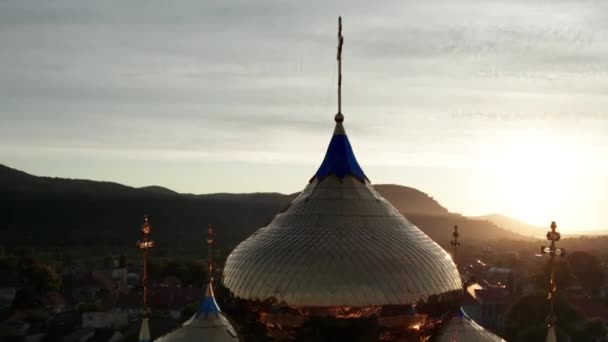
[103,255,115,269]
[531,259,575,291]
[567,251,603,295]
[182,301,199,318]
[148,258,168,280]
[162,259,205,286]
[16,257,61,294]
[118,254,127,268]
[22,263,61,292]
[147,257,206,286]
[0,321,24,342]
[11,287,42,312]
[503,293,582,342]
[582,319,607,341]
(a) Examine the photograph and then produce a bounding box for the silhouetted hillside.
[373,184,448,215]
[0,164,292,254]
[0,164,529,256]
[370,185,526,246]
[405,213,532,247]
[138,186,179,195]
[471,213,545,239]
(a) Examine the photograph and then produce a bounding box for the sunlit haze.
[1,0,607,232]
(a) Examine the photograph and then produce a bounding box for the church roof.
[435,308,506,342]
[154,283,238,342]
[222,115,462,307]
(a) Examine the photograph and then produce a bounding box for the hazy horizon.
[1,0,607,231]
[1,161,601,235]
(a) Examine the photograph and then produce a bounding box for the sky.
[1,0,607,232]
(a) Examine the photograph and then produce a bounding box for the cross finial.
[337,17,343,62]
[451,225,461,266]
[336,16,344,121]
[137,215,155,317]
[541,221,566,327]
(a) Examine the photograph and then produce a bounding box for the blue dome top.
[311,118,368,183]
[195,283,220,319]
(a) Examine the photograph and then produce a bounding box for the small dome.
[435,308,506,342]
[155,284,238,342]
[223,118,462,308]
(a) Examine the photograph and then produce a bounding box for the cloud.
[1,0,608,172]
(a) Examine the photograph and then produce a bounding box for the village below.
[1,162,608,341]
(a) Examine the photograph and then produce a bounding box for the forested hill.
[0,164,528,256]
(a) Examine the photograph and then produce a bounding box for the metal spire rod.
[337,16,344,116]
[541,221,566,327]
[207,224,214,284]
[451,225,460,266]
[137,215,155,317]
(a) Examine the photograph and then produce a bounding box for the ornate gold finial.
[541,221,566,327]
[451,225,460,266]
[137,215,155,317]
[336,16,344,122]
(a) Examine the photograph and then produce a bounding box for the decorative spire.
[337,16,344,119]
[137,215,155,317]
[451,225,460,266]
[540,221,566,328]
[312,128,367,182]
[207,224,214,283]
[456,306,466,319]
[311,17,368,184]
[138,317,151,342]
[195,224,221,319]
[437,307,507,341]
[197,283,221,319]
[137,215,154,342]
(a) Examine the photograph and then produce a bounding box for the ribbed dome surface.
[155,285,238,342]
[222,119,462,307]
[435,309,506,342]
[154,313,237,342]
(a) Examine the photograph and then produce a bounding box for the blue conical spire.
[312,114,368,183]
[195,282,221,319]
[457,306,467,319]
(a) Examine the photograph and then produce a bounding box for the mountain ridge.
[470,213,546,239]
[0,163,532,255]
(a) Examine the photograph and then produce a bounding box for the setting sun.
[490,129,590,230]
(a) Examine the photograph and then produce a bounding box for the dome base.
[222,291,461,341]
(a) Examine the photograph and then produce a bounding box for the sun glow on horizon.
[479,129,594,230]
